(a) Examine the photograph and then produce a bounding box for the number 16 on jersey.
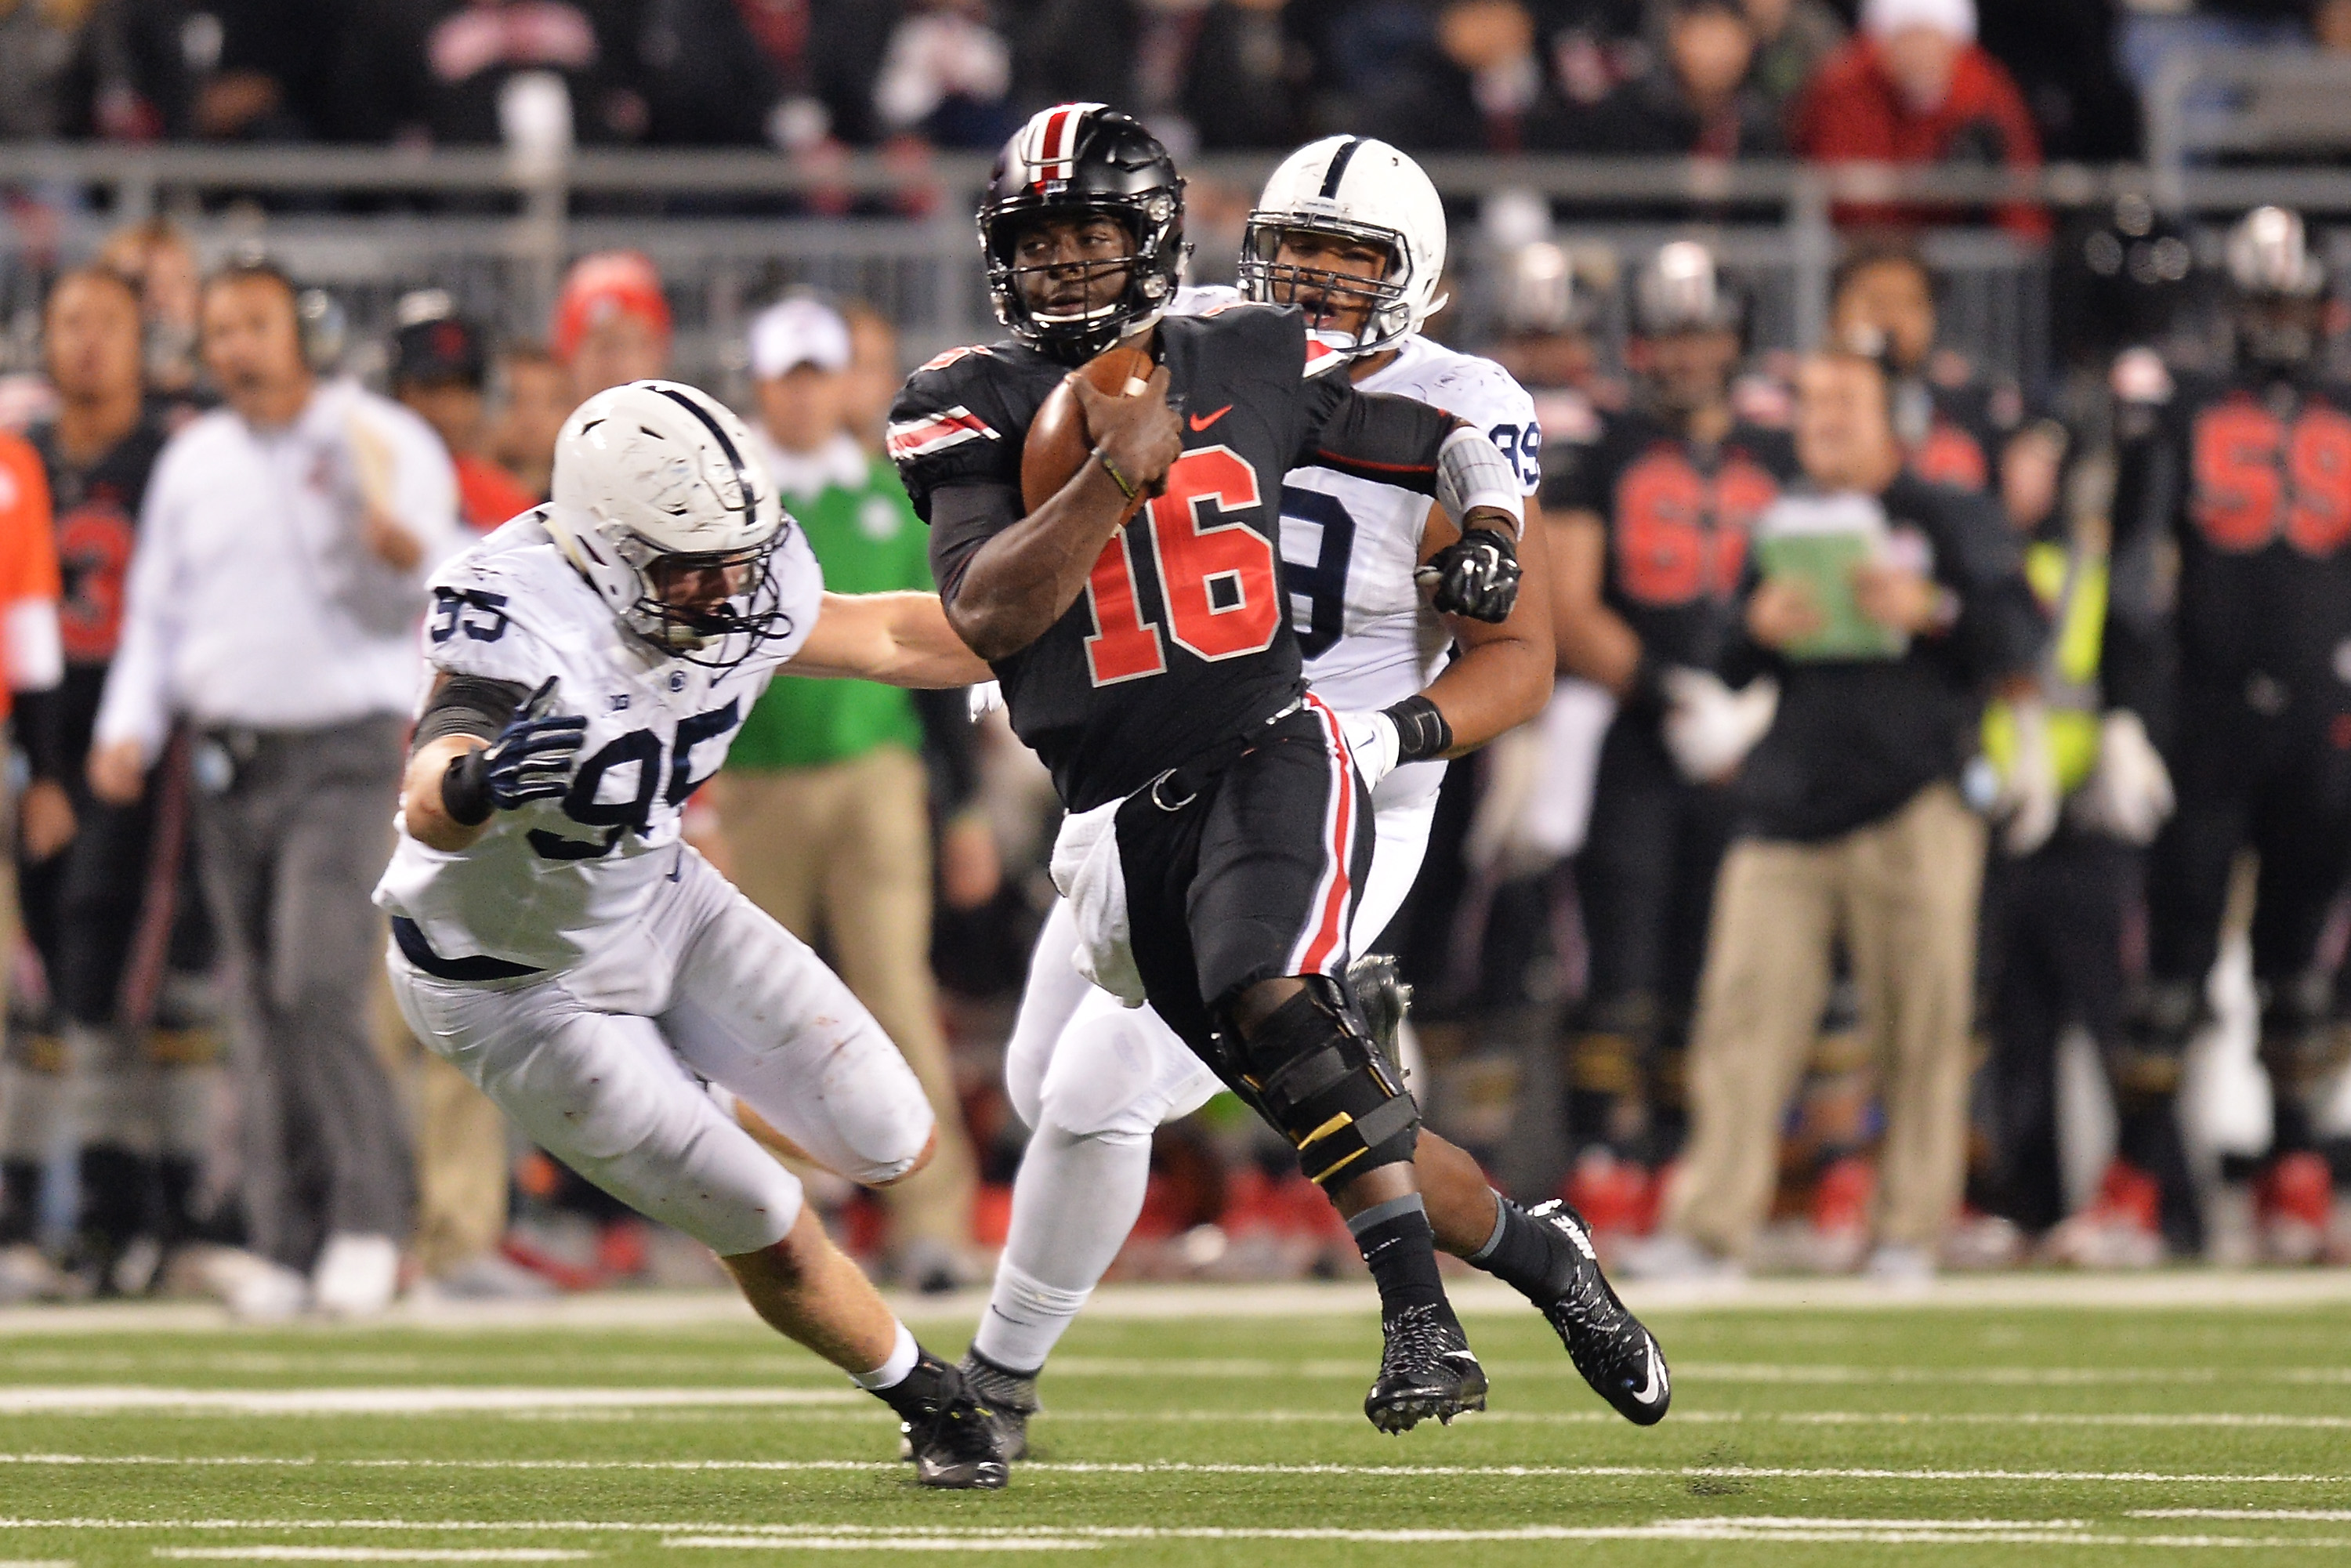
[1083,447,1282,686]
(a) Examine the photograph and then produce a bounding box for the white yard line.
[154,1552,590,1562]
[0,1458,2343,1483]
[2133,1511,2351,1522]
[0,1389,860,1415]
[6,1271,2351,1335]
[666,1523,2351,1548]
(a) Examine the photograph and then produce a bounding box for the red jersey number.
[56,502,134,663]
[1082,446,1279,687]
[1613,450,1774,607]
[2190,400,2351,557]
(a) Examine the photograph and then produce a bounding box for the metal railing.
[0,143,2342,395]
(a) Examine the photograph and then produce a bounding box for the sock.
[848,1321,921,1392]
[1346,1192,1447,1319]
[1468,1192,1564,1302]
[970,1120,1152,1374]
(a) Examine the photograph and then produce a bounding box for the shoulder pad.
[1533,389,1601,446]
[1410,347,1539,433]
[2111,347,2174,407]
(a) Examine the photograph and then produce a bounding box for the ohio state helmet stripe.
[1023,103,1102,190]
[1317,136,1364,199]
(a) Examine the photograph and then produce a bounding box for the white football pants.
[389,847,935,1258]
[973,790,1437,1373]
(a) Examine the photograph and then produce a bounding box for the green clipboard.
[1752,492,1908,662]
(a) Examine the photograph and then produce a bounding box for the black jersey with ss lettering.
[1542,407,1797,686]
[890,303,1460,811]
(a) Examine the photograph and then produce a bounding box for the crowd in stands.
[0,0,2272,170]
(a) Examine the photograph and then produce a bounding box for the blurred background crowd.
[0,0,2345,1316]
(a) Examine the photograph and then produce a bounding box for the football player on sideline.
[376,379,1009,1488]
[893,103,1530,1436]
[957,136,1672,1461]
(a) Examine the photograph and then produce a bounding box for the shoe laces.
[1378,1302,1458,1375]
[958,1355,1040,1416]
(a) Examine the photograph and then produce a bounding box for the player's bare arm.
[790,591,994,687]
[1415,496,1556,755]
[1549,506,1643,690]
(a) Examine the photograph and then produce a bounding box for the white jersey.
[1171,289,1542,810]
[373,510,823,972]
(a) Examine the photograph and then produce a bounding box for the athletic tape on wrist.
[440,750,494,827]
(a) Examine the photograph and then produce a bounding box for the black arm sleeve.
[1937,488,2049,688]
[913,687,980,817]
[1299,384,1462,494]
[13,686,67,785]
[2103,428,2177,748]
[411,675,531,753]
[926,482,1024,608]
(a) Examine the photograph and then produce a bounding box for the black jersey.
[891,303,1459,811]
[1541,407,1797,683]
[1893,374,2022,494]
[20,401,172,781]
[2110,366,2351,737]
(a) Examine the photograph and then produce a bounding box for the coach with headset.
[89,258,465,1318]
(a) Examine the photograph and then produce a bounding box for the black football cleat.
[1364,1302,1487,1433]
[1346,951,1413,1067]
[1526,1197,1671,1425]
[900,1369,1010,1490]
[958,1350,1040,1461]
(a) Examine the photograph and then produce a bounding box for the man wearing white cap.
[1788,0,2045,237]
[711,295,980,1291]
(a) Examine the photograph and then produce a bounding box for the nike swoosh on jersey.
[1189,404,1233,432]
[1632,1343,1667,1406]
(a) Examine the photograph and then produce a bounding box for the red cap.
[550,252,672,364]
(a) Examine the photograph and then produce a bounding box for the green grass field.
[0,1278,2348,1565]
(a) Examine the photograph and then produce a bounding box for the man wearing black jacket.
[1627,348,2045,1280]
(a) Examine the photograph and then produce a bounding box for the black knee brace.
[2259,972,2346,1096]
[2112,980,2202,1109]
[1230,980,1419,1188]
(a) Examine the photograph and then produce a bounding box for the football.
[1020,341,1156,517]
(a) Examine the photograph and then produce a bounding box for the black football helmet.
[979,103,1186,364]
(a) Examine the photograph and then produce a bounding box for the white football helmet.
[544,379,791,664]
[1240,135,1447,354]
[2226,205,2325,299]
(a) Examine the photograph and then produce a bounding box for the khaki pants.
[713,748,978,1251]
[1665,783,1986,1258]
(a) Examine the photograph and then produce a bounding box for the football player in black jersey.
[1545,241,1797,1195]
[2,266,216,1295]
[890,104,1625,1440]
[2110,207,2351,1260]
[1830,242,2068,534]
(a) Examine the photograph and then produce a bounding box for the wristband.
[1381,693,1454,762]
[1096,449,1139,501]
[440,749,494,827]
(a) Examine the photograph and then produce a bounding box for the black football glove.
[442,678,588,826]
[1415,525,1523,624]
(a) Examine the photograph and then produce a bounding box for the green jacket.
[730,434,932,773]
[1983,531,2106,795]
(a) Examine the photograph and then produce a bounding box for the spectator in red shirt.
[388,297,537,534]
[1789,0,2047,237]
